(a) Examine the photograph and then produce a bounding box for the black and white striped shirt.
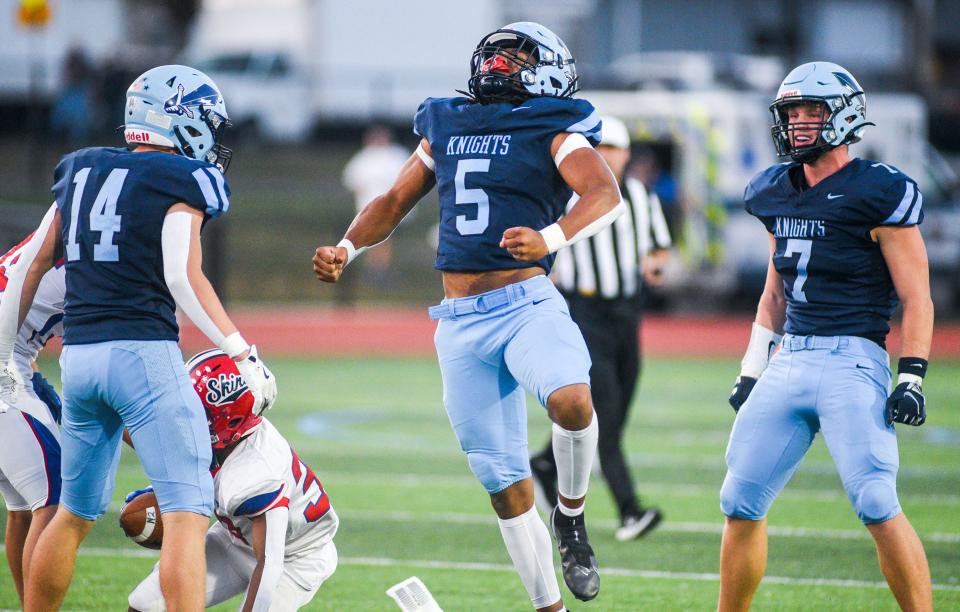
[554,177,672,300]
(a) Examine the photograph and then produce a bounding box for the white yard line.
[15,546,957,592]
[343,509,960,544]
[314,471,960,505]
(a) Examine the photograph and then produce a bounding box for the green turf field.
[2,357,959,611]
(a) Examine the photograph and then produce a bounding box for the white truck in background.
[0,0,126,101]
[585,87,960,310]
[184,0,503,140]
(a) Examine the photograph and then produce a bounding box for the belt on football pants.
[428,282,528,320]
[782,334,849,351]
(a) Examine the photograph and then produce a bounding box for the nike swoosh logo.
[855,363,871,369]
[512,106,532,111]
[827,193,844,200]
[532,298,549,305]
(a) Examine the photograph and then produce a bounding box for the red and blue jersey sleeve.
[229,481,289,518]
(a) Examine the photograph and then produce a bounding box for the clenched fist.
[500,226,548,262]
[313,246,347,282]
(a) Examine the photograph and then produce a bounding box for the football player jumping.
[314,22,623,610]
[128,349,338,612]
[720,62,933,611]
[0,239,64,607]
[0,65,277,611]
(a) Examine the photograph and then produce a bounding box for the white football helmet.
[770,61,873,163]
[467,22,578,104]
[124,65,233,171]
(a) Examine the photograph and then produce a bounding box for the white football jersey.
[213,418,338,558]
[0,237,65,378]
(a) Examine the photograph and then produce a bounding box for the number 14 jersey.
[745,159,923,346]
[51,147,230,345]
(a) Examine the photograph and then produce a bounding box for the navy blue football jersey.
[51,147,229,344]
[745,158,923,344]
[414,96,601,272]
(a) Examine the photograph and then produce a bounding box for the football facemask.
[467,22,578,105]
[186,349,261,449]
[769,61,873,164]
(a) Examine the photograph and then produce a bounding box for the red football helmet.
[186,349,262,449]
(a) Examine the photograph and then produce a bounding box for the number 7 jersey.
[51,147,230,345]
[745,159,923,345]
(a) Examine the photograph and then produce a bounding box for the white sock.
[553,413,598,509]
[497,506,563,609]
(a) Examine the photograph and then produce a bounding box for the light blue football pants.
[60,340,214,519]
[721,334,901,525]
[431,275,592,494]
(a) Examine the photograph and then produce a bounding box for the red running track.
[176,307,960,359]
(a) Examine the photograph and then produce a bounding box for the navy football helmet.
[770,61,873,164]
[467,22,578,105]
[125,65,233,172]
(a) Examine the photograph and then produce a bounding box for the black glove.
[885,381,925,426]
[728,376,757,413]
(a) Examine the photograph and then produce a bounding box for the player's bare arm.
[729,233,786,411]
[874,225,933,359]
[241,506,289,612]
[756,233,787,333]
[313,139,436,283]
[500,132,622,263]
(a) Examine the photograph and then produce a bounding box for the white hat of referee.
[599,115,631,149]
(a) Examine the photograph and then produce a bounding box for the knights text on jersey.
[414,96,601,273]
[51,147,229,345]
[745,158,923,344]
[213,419,338,560]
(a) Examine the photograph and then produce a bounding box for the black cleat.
[551,506,600,601]
[615,507,663,542]
[530,455,558,513]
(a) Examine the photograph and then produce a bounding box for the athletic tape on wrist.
[740,322,782,379]
[221,332,250,359]
[539,223,568,254]
[336,238,366,267]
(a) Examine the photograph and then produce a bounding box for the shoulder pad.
[744,163,792,213]
[150,154,231,218]
[219,458,288,517]
[524,97,601,146]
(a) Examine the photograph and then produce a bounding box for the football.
[119,490,163,550]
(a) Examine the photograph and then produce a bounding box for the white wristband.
[221,332,250,359]
[539,223,568,254]
[740,322,782,379]
[336,238,367,267]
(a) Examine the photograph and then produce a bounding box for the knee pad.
[467,449,529,494]
[851,478,900,524]
[720,473,773,520]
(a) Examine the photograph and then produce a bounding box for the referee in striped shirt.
[531,116,672,542]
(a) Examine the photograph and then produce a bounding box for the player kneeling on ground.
[128,349,338,612]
